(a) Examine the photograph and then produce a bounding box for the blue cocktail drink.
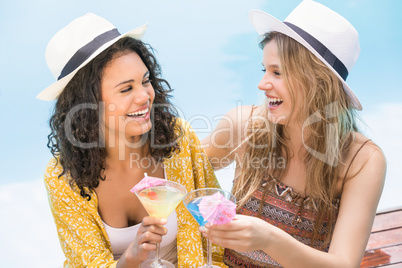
[183,188,236,268]
[184,197,208,226]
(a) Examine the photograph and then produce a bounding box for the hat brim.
[36,23,148,101]
[249,10,362,111]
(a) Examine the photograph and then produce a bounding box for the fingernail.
[205,223,211,228]
[199,226,207,232]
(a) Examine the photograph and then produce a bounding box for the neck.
[105,133,150,170]
[284,122,308,159]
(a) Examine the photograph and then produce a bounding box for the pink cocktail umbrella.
[199,192,237,225]
[130,173,165,193]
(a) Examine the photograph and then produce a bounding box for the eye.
[261,63,266,73]
[143,78,152,85]
[274,71,281,76]
[120,86,132,93]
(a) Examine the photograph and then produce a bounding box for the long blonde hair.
[232,32,359,247]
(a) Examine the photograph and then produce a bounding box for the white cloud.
[216,163,236,193]
[362,102,402,211]
[0,180,64,267]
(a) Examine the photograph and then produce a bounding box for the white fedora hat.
[249,0,362,110]
[37,13,148,101]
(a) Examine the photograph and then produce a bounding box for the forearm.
[202,106,252,170]
[201,134,234,170]
[116,254,141,268]
[204,215,362,268]
[208,154,235,170]
[264,227,353,268]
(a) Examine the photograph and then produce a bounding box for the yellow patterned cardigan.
[44,119,227,268]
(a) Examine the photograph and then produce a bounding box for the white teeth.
[268,97,283,103]
[127,107,149,117]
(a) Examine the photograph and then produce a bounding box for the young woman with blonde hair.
[202,1,386,267]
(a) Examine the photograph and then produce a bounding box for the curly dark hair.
[47,37,182,200]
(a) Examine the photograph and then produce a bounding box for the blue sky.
[0,0,401,266]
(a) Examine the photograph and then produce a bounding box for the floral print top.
[44,119,226,268]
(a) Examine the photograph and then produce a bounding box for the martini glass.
[183,188,236,268]
[133,178,187,268]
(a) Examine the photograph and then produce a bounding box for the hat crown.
[45,13,116,80]
[285,0,360,72]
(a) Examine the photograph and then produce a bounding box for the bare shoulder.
[351,133,386,165]
[343,132,387,182]
[225,105,257,123]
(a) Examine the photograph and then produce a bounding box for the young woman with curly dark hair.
[38,13,225,268]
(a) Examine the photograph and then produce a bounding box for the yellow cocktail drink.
[138,186,185,219]
[131,176,187,268]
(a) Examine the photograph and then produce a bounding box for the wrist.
[116,252,142,268]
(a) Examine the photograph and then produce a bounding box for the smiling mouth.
[127,107,149,118]
[268,97,284,107]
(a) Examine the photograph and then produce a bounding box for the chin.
[133,122,152,135]
[268,113,286,125]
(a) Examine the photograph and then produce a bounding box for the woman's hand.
[199,214,272,253]
[117,216,167,267]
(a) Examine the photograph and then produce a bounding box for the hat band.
[283,22,349,81]
[58,28,121,80]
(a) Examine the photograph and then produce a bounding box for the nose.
[258,74,273,92]
[133,86,150,104]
